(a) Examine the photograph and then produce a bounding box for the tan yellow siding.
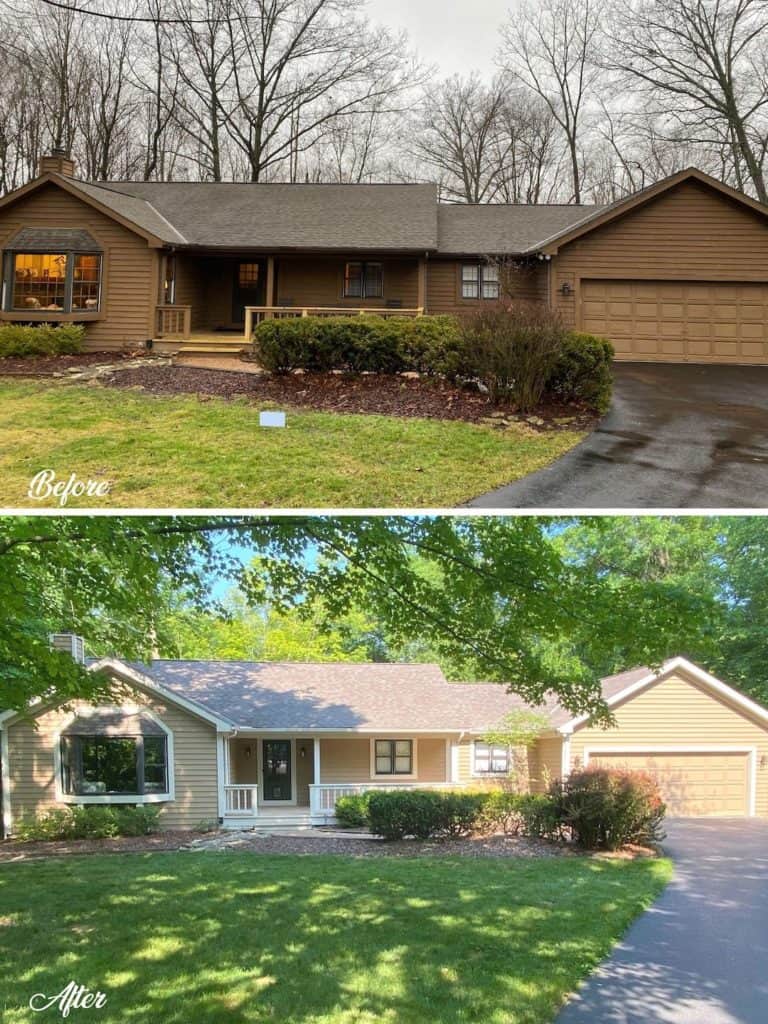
[6,682,219,831]
[533,737,563,792]
[569,671,768,817]
[295,738,314,806]
[318,736,447,784]
[0,183,157,350]
[552,179,768,363]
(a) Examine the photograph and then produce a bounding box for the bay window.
[2,229,103,314]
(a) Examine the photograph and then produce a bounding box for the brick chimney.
[49,632,86,664]
[39,147,76,178]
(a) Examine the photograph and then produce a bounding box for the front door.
[262,739,293,803]
[232,261,265,325]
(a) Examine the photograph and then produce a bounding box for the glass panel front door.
[232,260,265,325]
[262,740,292,802]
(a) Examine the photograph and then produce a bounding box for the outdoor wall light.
[300,746,307,759]
[244,745,252,759]
[559,281,573,296]
[761,755,767,769]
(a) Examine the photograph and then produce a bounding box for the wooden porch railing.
[244,305,424,340]
[309,782,460,819]
[224,784,259,816]
[156,304,192,339]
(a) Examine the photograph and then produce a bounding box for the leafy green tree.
[1,515,716,715]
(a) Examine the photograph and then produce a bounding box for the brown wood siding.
[552,179,768,363]
[0,183,157,350]
[569,671,768,817]
[276,256,419,309]
[174,253,209,331]
[426,258,548,314]
[5,682,219,831]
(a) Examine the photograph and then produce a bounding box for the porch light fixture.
[559,281,573,296]
[244,745,252,759]
[761,755,767,769]
[299,746,306,759]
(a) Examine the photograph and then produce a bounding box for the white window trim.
[369,737,418,781]
[582,745,758,818]
[470,739,511,778]
[1,724,11,836]
[53,705,175,805]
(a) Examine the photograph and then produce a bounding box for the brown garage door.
[581,279,768,364]
[588,751,751,816]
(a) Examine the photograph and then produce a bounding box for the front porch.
[220,734,459,829]
[153,251,427,353]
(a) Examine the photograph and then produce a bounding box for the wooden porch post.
[266,256,276,318]
[313,737,321,785]
[417,256,427,314]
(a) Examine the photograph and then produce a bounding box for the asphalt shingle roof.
[128,660,651,733]
[436,202,606,255]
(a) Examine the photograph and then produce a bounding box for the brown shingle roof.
[129,660,651,733]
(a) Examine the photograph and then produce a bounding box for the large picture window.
[6,251,102,313]
[374,739,413,775]
[61,734,168,797]
[461,263,499,300]
[344,261,383,299]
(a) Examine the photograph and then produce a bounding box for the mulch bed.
[0,351,138,376]
[0,830,570,862]
[99,364,596,429]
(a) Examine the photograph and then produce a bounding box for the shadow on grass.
[0,852,670,1024]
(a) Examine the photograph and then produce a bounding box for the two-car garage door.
[581,279,768,364]
[589,750,751,817]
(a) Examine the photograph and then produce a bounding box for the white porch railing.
[244,305,424,340]
[224,784,259,816]
[309,782,460,819]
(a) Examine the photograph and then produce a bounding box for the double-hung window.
[374,739,413,775]
[473,742,510,775]
[461,263,499,300]
[344,261,383,299]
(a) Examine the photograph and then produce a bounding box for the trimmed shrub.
[367,790,446,840]
[334,792,372,829]
[547,331,614,413]
[475,790,526,835]
[460,301,568,411]
[553,767,666,850]
[439,791,489,837]
[517,794,561,840]
[252,314,464,376]
[0,323,85,358]
[14,804,161,842]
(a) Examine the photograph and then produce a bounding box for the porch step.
[222,814,314,830]
[176,345,247,355]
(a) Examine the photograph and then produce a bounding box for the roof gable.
[560,657,768,734]
[533,168,768,255]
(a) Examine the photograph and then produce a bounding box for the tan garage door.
[580,279,768,363]
[588,751,751,816]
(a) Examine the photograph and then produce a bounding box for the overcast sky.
[366,0,508,77]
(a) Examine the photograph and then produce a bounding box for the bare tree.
[603,0,768,202]
[500,0,604,203]
[492,87,563,203]
[220,0,418,182]
[410,74,507,202]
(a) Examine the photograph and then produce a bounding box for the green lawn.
[0,851,671,1024]
[0,380,584,507]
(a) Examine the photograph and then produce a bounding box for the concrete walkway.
[471,363,768,508]
[556,819,768,1024]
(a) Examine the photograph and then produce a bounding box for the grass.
[0,380,584,507]
[0,851,672,1024]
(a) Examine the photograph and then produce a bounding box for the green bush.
[365,790,451,840]
[252,314,464,376]
[461,301,567,411]
[553,767,666,850]
[475,790,526,835]
[334,792,372,829]
[517,794,562,840]
[546,331,614,413]
[14,804,161,842]
[0,323,85,358]
[439,791,489,837]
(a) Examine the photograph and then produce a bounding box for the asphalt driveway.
[557,818,768,1024]
[470,363,768,508]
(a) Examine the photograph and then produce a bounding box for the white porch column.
[313,737,321,785]
[216,732,228,820]
[449,739,460,783]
